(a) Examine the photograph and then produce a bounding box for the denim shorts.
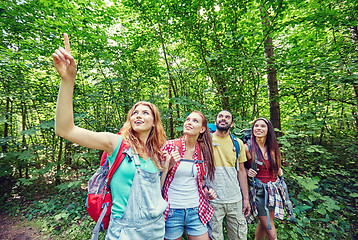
[256,186,274,216]
[164,207,208,239]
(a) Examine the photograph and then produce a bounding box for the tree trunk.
[158,24,174,139]
[261,9,281,131]
[56,137,63,185]
[349,26,358,129]
[21,101,29,179]
[265,36,281,130]
[2,98,9,153]
[215,73,230,110]
[65,141,72,170]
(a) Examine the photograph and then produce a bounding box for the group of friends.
[53,34,290,240]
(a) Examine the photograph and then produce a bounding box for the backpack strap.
[100,131,122,167]
[196,143,206,182]
[229,133,241,172]
[106,140,130,187]
[229,133,241,159]
[247,142,258,172]
[174,139,206,181]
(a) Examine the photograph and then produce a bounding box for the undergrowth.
[1,131,357,240]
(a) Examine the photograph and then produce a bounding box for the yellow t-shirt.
[212,134,247,169]
[207,133,247,203]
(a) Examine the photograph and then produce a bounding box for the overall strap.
[133,151,141,166]
[126,147,141,166]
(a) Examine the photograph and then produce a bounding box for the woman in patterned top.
[161,111,217,240]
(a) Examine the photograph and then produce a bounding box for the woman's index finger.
[63,33,70,52]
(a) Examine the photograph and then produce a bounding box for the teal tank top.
[108,136,158,218]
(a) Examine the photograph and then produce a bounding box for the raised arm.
[53,34,118,155]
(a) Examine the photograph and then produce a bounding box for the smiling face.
[253,120,268,138]
[215,110,233,131]
[183,112,205,137]
[130,104,154,134]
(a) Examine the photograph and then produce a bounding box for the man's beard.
[216,121,231,132]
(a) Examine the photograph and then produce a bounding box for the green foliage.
[4,179,91,239]
[0,0,357,239]
[277,124,358,239]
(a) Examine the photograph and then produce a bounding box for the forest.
[0,0,357,239]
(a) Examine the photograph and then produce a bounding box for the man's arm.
[238,162,250,217]
[237,139,250,217]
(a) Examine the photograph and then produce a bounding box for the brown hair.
[249,117,281,175]
[121,101,166,169]
[191,111,215,181]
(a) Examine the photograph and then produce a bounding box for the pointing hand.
[52,33,77,81]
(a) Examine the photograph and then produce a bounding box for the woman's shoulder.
[115,135,125,148]
[166,138,183,146]
[244,142,249,150]
[161,138,182,151]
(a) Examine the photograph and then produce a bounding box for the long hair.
[191,111,215,181]
[249,117,281,175]
[121,101,166,169]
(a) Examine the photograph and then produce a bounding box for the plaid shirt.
[247,177,295,225]
[161,137,213,226]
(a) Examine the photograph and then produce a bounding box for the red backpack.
[86,139,129,240]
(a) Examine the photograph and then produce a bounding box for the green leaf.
[16,178,33,186]
[322,197,340,212]
[349,193,358,198]
[175,126,183,132]
[294,176,319,191]
[308,194,317,202]
[18,151,36,161]
[39,120,54,129]
[317,205,327,215]
[54,213,69,221]
[295,204,312,214]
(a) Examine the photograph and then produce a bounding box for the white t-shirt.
[167,160,200,208]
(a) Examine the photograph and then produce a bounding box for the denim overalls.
[105,149,168,240]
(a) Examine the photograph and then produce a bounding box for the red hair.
[121,101,166,169]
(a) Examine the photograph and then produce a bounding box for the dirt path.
[0,212,46,240]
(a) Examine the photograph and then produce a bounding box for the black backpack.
[239,129,251,144]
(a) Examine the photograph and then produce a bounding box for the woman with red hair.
[53,34,168,239]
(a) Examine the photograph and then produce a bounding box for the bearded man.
[207,110,250,240]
